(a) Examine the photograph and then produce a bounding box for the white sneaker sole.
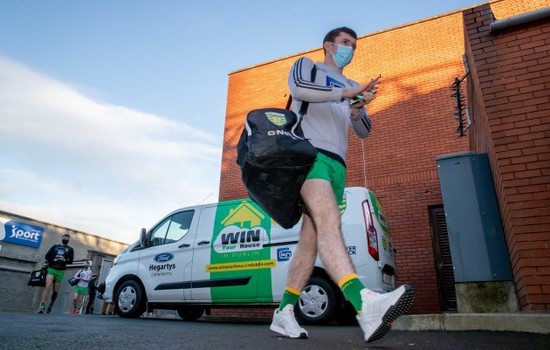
[363,284,415,343]
[269,324,308,339]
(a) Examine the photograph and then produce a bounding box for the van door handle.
[179,243,191,248]
[197,240,210,246]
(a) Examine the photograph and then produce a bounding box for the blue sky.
[0,0,485,244]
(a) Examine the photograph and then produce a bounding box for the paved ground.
[1,311,549,350]
[393,312,550,334]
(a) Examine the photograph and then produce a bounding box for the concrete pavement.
[393,313,550,335]
[2,311,549,350]
[205,312,550,335]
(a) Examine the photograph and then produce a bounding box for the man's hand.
[349,75,381,117]
[343,75,381,100]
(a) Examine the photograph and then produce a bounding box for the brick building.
[218,0,550,316]
[465,3,550,311]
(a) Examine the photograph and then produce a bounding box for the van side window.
[165,211,194,243]
[150,210,195,246]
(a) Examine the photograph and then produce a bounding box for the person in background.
[38,234,74,314]
[269,26,414,343]
[96,280,116,316]
[101,301,116,316]
[72,260,93,315]
[85,273,98,314]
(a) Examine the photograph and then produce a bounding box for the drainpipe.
[490,7,550,33]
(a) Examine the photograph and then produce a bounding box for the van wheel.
[295,276,338,324]
[177,306,205,321]
[114,280,146,318]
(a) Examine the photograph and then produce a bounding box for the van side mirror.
[140,228,148,247]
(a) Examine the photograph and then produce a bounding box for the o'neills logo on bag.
[265,112,287,126]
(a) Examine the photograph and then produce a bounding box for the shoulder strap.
[285,93,292,110]
[286,64,318,116]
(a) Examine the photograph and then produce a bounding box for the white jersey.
[75,268,93,287]
[288,57,371,164]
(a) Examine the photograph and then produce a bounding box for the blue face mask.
[332,44,354,68]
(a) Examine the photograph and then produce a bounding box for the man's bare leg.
[300,179,355,282]
[301,179,369,316]
[302,181,415,343]
[38,274,54,312]
[285,214,317,291]
[270,185,321,339]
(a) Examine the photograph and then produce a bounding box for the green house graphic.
[221,201,265,228]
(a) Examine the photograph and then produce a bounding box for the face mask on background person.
[331,44,354,68]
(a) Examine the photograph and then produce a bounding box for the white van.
[103,187,397,324]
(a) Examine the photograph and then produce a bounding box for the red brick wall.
[219,0,549,315]
[464,1,550,310]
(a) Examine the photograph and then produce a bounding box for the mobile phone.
[350,95,364,105]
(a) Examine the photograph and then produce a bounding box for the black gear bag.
[237,108,317,229]
[27,267,47,287]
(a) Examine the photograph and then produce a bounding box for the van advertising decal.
[149,262,176,276]
[154,253,174,262]
[277,248,292,262]
[212,226,269,253]
[0,219,44,248]
[368,191,390,236]
[206,260,275,273]
[210,200,273,302]
[339,193,348,214]
[150,253,176,277]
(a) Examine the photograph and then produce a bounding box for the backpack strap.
[286,63,318,116]
[285,93,292,110]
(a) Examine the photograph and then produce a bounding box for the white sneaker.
[357,284,415,343]
[270,304,308,339]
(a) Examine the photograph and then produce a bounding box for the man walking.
[270,26,414,343]
[38,234,74,313]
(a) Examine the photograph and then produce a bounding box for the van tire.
[177,306,205,321]
[114,280,146,318]
[295,276,338,324]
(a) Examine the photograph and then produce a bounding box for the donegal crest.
[265,112,287,126]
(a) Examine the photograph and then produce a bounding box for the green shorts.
[46,267,65,284]
[306,152,346,207]
[74,285,88,296]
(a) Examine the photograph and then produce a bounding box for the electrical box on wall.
[436,152,513,283]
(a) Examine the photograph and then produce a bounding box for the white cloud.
[0,56,222,243]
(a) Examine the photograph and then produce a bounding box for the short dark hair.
[323,26,357,44]
[62,234,70,238]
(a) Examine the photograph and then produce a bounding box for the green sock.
[39,302,45,309]
[279,287,300,310]
[339,274,365,313]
